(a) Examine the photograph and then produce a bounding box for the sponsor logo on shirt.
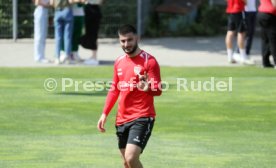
[117,68,122,76]
[134,66,142,76]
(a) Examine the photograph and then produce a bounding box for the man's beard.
[122,43,138,55]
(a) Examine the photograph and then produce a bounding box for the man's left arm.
[146,58,162,96]
[272,0,276,8]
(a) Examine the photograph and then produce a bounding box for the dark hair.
[118,24,137,35]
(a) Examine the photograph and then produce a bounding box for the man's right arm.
[97,64,120,132]
[97,88,119,132]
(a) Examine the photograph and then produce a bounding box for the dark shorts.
[227,12,247,32]
[116,117,155,152]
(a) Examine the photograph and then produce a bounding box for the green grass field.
[0,66,275,168]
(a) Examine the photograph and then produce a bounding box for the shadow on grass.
[99,60,115,65]
[56,90,108,97]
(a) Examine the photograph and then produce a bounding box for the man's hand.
[139,72,148,82]
[97,114,107,133]
[137,72,149,91]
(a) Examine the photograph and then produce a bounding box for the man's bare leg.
[120,149,129,168]
[124,144,143,168]
[225,31,236,62]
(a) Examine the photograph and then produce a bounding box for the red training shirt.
[102,50,162,126]
[226,0,245,13]
[259,0,276,16]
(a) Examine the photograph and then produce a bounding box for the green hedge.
[0,0,137,38]
[0,0,227,38]
[144,1,227,37]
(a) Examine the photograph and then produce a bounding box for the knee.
[125,154,138,167]
[123,160,129,168]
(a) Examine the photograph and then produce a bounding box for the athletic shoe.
[233,52,241,63]
[59,51,74,64]
[83,58,99,65]
[241,59,255,65]
[60,54,73,64]
[262,64,274,68]
[72,52,83,62]
[36,58,51,64]
[54,58,61,65]
[228,58,237,64]
[59,54,66,63]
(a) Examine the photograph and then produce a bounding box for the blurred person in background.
[71,1,85,62]
[244,0,257,56]
[80,0,104,65]
[233,0,258,60]
[60,0,86,63]
[225,0,249,64]
[258,0,276,68]
[33,0,51,63]
[50,0,74,64]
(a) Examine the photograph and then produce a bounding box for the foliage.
[143,0,162,37]
[191,1,227,36]
[0,1,230,38]
[0,0,137,38]
[145,1,227,37]
[18,0,35,38]
[100,0,136,37]
[0,0,13,38]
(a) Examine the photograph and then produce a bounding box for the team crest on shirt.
[134,66,142,76]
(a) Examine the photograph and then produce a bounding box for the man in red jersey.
[97,24,162,168]
[258,0,276,68]
[225,0,249,64]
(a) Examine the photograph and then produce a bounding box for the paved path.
[0,36,262,67]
